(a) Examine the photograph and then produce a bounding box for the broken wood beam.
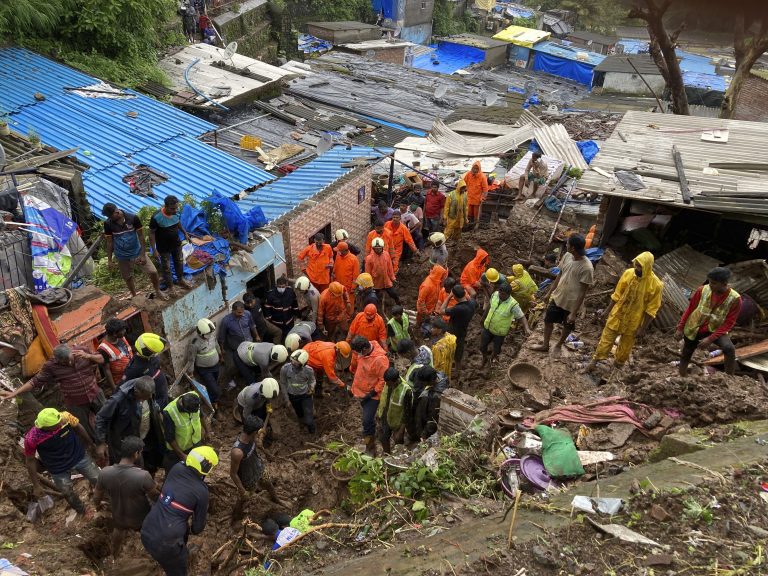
[671,145,691,204]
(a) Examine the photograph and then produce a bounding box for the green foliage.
[0,0,63,39]
[567,167,583,179]
[683,498,715,525]
[433,0,479,36]
[512,16,537,28]
[558,0,628,34]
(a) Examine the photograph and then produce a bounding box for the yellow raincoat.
[507,264,538,312]
[432,332,457,379]
[593,251,663,365]
[443,181,468,240]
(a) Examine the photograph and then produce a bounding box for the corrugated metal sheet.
[654,244,721,292]
[238,146,390,222]
[729,259,768,307]
[593,55,661,75]
[0,47,275,214]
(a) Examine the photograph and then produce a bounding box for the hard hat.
[485,268,500,283]
[428,232,445,246]
[260,377,280,399]
[364,303,378,318]
[196,318,215,335]
[329,281,344,296]
[335,229,349,241]
[372,237,385,248]
[355,273,374,289]
[285,333,302,352]
[512,264,524,277]
[270,344,289,363]
[291,349,309,366]
[186,446,219,476]
[335,340,352,358]
[35,408,62,429]
[295,276,311,291]
[135,333,167,357]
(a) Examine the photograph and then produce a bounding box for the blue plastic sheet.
[372,0,395,19]
[576,140,599,164]
[211,190,249,244]
[246,206,267,229]
[531,52,594,86]
[683,71,726,91]
[412,41,485,75]
[181,204,211,237]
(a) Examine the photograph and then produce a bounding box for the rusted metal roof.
[653,244,721,293]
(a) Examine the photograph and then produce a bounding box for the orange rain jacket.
[317,289,352,326]
[304,341,345,387]
[384,220,417,274]
[351,341,389,399]
[416,264,448,324]
[365,229,395,259]
[347,309,387,348]
[463,160,489,207]
[460,248,489,292]
[364,251,395,290]
[297,243,334,285]
[332,251,360,292]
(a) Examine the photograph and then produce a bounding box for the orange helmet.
[329,281,344,296]
[335,341,352,358]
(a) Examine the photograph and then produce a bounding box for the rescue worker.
[427,232,448,267]
[442,180,468,241]
[317,282,352,342]
[386,305,416,352]
[479,267,503,314]
[424,180,446,234]
[348,304,387,351]
[236,342,289,381]
[94,376,163,469]
[377,367,412,454]
[24,408,100,515]
[586,252,663,375]
[416,264,448,327]
[123,333,170,409]
[354,272,379,313]
[264,276,300,339]
[236,378,280,423]
[162,391,210,471]
[438,277,458,321]
[460,248,490,298]
[218,301,260,385]
[384,210,418,274]
[243,292,282,344]
[407,366,447,441]
[507,264,538,313]
[294,275,321,323]
[185,319,222,408]
[280,349,317,434]
[284,321,317,352]
[141,446,218,576]
[297,233,333,293]
[332,241,360,293]
[429,318,456,380]
[516,152,548,200]
[97,318,133,392]
[365,220,395,259]
[304,340,352,394]
[349,336,388,456]
[364,237,401,305]
[482,282,531,366]
[464,160,488,225]
[230,416,281,503]
[676,267,742,376]
[331,229,361,256]
[441,285,476,380]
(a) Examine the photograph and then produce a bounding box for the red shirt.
[424,190,446,219]
[677,286,742,339]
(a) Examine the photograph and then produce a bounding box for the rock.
[532,545,558,568]
[523,387,550,409]
[315,539,329,551]
[648,425,669,441]
[747,525,768,538]
[629,479,641,494]
[643,553,674,566]
[643,411,662,429]
[649,504,670,522]
[648,431,706,462]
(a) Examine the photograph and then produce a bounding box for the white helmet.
[372,237,385,248]
[335,229,349,242]
[260,378,279,399]
[295,276,311,291]
[429,232,445,246]
[285,332,302,352]
[196,318,215,335]
[270,344,289,363]
[291,349,309,366]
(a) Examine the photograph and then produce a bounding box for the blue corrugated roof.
[532,41,605,67]
[0,47,274,212]
[238,146,391,222]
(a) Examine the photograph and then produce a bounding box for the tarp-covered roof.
[493,25,551,48]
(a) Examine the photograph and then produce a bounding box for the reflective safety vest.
[387,316,409,350]
[97,338,133,382]
[163,392,202,451]
[483,292,521,336]
[684,285,740,340]
[377,376,412,429]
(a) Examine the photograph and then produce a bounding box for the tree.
[559,0,629,34]
[720,7,768,118]
[0,0,64,38]
[629,0,689,115]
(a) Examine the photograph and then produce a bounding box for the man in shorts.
[102,203,166,300]
[516,152,548,200]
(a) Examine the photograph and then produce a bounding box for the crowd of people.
[1,162,746,575]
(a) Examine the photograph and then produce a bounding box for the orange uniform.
[350,341,388,400]
[365,229,395,259]
[347,306,387,349]
[332,251,360,293]
[416,265,448,324]
[364,251,395,290]
[297,243,333,288]
[317,287,352,337]
[460,248,489,294]
[439,287,458,322]
[384,220,417,274]
[304,341,345,387]
[463,161,489,220]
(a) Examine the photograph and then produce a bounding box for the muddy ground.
[1,204,767,575]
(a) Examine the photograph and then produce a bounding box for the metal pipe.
[386,156,395,206]
[184,58,229,111]
[626,58,666,114]
[62,234,103,288]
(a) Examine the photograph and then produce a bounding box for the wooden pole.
[626,58,666,113]
[672,144,691,204]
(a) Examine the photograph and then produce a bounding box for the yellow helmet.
[485,268,500,283]
[355,273,374,289]
[186,446,219,476]
[135,333,167,357]
[35,408,62,429]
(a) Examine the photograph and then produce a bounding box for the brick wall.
[278,166,372,278]
[733,74,768,122]
[372,46,406,65]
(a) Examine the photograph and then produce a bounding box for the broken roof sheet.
[567,30,617,45]
[493,25,551,48]
[579,111,768,223]
[530,41,606,67]
[593,55,662,75]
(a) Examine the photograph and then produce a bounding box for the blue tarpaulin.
[531,52,594,86]
[683,71,726,91]
[576,140,600,164]
[372,0,395,19]
[412,41,485,75]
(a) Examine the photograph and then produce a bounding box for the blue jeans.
[289,393,316,433]
[195,364,221,404]
[50,454,100,513]
[360,396,379,438]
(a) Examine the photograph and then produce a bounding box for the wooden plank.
[672,144,691,204]
[4,148,79,172]
[704,338,768,365]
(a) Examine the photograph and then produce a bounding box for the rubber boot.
[364,436,377,457]
[381,437,392,455]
